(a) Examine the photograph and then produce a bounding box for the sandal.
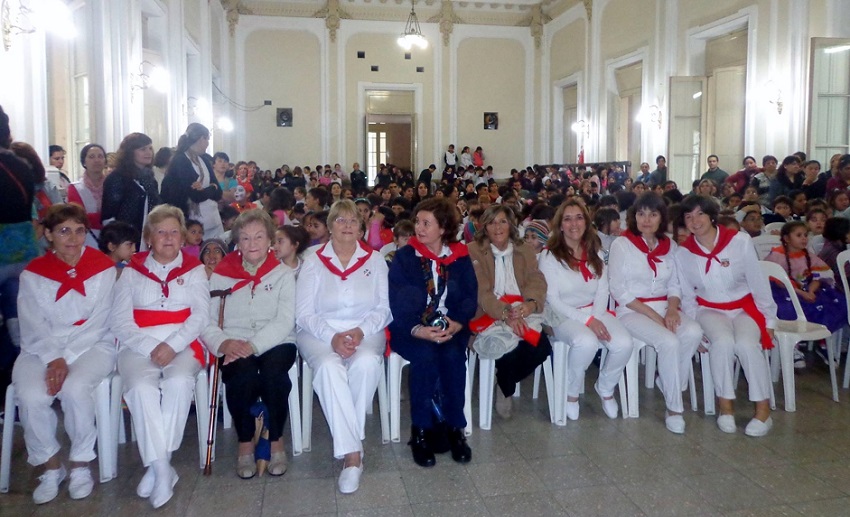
[237,455,257,479]
[269,451,288,476]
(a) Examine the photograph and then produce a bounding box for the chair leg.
[625,344,642,419]
[301,361,313,452]
[688,361,698,412]
[377,359,389,444]
[478,358,495,430]
[110,375,123,477]
[542,357,555,423]
[195,370,210,469]
[221,383,232,430]
[776,337,796,412]
[551,341,568,426]
[700,352,715,416]
[94,377,114,483]
[388,353,407,443]
[464,351,473,437]
[827,334,840,403]
[644,346,657,389]
[287,359,302,456]
[532,365,541,399]
[842,327,850,389]
[0,386,16,493]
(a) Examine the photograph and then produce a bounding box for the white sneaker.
[665,413,686,434]
[149,466,178,509]
[717,414,736,433]
[744,417,773,437]
[794,349,806,369]
[33,465,66,504]
[68,466,94,500]
[338,463,363,494]
[594,382,619,419]
[566,400,580,421]
[136,467,155,498]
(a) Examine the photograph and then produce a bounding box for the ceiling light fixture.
[397,0,427,51]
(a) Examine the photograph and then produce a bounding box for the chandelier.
[397,0,427,50]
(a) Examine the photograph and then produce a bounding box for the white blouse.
[538,248,609,325]
[296,243,392,343]
[18,249,116,365]
[111,253,210,357]
[608,236,682,316]
[674,230,777,328]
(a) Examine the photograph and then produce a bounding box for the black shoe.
[408,426,436,467]
[427,421,450,454]
[448,427,471,463]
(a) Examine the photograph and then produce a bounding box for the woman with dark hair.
[818,217,850,292]
[266,187,294,226]
[801,160,827,201]
[467,205,550,420]
[295,200,392,493]
[767,155,803,204]
[11,141,61,224]
[389,198,475,468]
[538,199,633,420]
[13,204,117,504]
[67,143,107,247]
[161,123,223,239]
[203,209,297,479]
[608,193,702,433]
[725,155,761,194]
[101,132,162,247]
[675,195,777,437]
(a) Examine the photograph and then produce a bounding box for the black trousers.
[220,343,297,443]
[495,333,552,397]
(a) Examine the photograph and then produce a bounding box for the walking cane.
[204,288,231,475]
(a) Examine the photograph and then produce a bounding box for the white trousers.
[697,309,771,402]
[12,346,115,466]
[619,307,703,412]
[117,347,201,467]
[552,312,633,398]
[297,330,384,459]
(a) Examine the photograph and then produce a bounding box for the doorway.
[364,90,414,184]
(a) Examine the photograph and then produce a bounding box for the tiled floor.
[4,359,850,516]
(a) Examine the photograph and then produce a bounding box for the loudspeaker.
[276,108,293,127]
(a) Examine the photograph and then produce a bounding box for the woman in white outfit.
[112,204,210,508]
[14,204,116,504]
[608,193,702,433]
[675,195,777,437]
[538,199,633,420]
[295,199,392,494]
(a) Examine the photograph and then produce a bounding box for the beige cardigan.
[467,239,547,322]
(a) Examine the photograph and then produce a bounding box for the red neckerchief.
[681,225,737,273]
[408,236,469,266]
[315,241,372,280]
[214,249,279,292]
[127,250,202,297]
[575,248,594,282]
[621,230,671,277]
[25,247,115,301]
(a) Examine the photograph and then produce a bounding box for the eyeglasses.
[335,217,359,227]
[55,227,88,237]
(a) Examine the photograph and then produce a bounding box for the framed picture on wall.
[484,112,498,130]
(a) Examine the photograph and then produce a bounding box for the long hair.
[546,199,603,276]
[779,220,812,285]
[175,123,209,154]
[114,132,153,178]
[474,204,522,246]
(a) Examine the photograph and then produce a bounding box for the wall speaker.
[276,108,293,127]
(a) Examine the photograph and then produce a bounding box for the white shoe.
[136,467,155,498]
[744,417,773,437]
[594,382,618,419]
[33,465,66,504]
[566,400,580,421]
[338,463,363,494]
[149,466,178,509]
[717,414,736,433]
[665,413,686,434]
[68,467,94,500]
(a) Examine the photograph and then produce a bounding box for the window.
[367,130,387,184]
[810,38,850,165]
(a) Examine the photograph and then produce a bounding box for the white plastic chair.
[300,356,388,452]
[218,356,303,457]
[752,234,781,260]
[760,260,834,411]
[548,340,628,425]
[764,222,786,235]
[114,368,211,469]
[387,350,473,443]
[1,374,115,493]
[626,341,700,418]
[834,250,850,389]
[474,353,553,430]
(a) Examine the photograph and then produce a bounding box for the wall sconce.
[216,116,234,133]
[185,96,212,122]
[765,80,783,115]
[2,0,75,51]
[571,119,590,137]
[637,105,662,130]
[130,61,169,100]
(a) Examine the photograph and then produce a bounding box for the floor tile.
[553,485,645,517]
[335,471,409,512]
[482,491,568,516]
[618,477,716,517]
[743,464,844,503]
[790,496,850,516]
[399,463,476,504]
[262,478,337,516]
[682,471,773,512]
[465,460,544,497]
[410,497,491,517]
[526,454,610,490]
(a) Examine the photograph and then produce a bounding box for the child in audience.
[273,225,310,277]
[98,221,139,274]
[765,221,847,367]
[523,219,550,254]
[381,220,414,264]
[771,196,793,222]
[593,207,621,261]
[182,219,204,257]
